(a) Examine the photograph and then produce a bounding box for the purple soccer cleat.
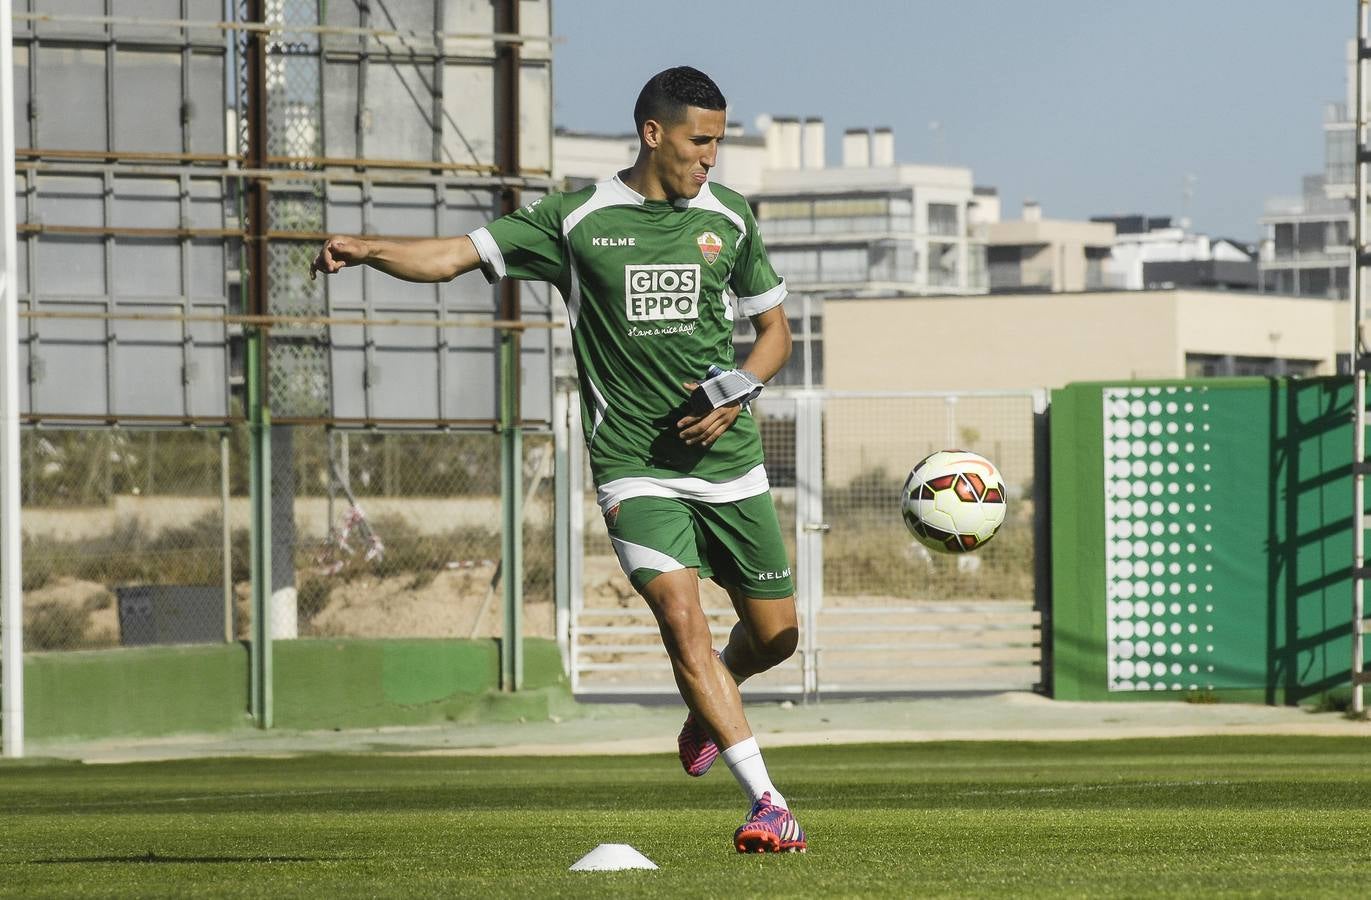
[677,649,727,777]
[677,710,719,777]
[734,791,807,854]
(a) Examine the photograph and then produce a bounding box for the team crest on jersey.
[696,231,723,265]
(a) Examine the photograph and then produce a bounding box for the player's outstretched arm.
[309,234,484,284]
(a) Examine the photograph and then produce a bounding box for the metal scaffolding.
[0,0,555,755]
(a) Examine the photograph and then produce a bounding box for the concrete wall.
[826,292,1182,392]
[1174,291,1341,367]
[22,639,567,741]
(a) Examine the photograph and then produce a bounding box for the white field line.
[11,786,398,812]
[957,779,1235,797]
[17,779,1241,812]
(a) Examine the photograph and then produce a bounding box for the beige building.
[811,289,1346,487]
[824,289,1346,393]
[755,124,989,296]
[985,205,1117,293]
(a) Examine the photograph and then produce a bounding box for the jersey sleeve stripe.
[468,226,506,283]
[736,279,787,318]
[563,178,638,237]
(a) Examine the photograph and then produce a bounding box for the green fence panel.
[1051,377,1363,702]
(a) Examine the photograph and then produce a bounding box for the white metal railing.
[565,389,1046,699]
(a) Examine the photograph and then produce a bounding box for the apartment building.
[985,202,1117,293]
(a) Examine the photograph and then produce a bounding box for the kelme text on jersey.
[624,264,700,321]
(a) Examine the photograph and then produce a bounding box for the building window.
[770,247,819,283]
[929,242,960,288]
[1184,354,1321,378]
[1085,258,1105,290]
[1296,222,1326,254]
[869,240,916,282]
[987,245,1024,292]
[1327,129,1354,188]
[817,246,867,282]
[928,203,959,236]
[966,245,988,292]
[733,314,822,388]
[771,243,920,286]
[757,191,915,238]
[1273,223,1295,259]
[1333,219,1351,248]
[1299,267,1333,298]
[757,199,814,237]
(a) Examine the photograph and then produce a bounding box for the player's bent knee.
[756,627,798,667]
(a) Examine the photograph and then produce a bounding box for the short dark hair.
[633,66,726,134]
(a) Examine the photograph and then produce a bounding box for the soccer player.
[310,66,805,854]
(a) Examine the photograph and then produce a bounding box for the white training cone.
[569,843,659,871]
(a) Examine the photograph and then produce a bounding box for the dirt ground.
[23,578,120,650]
[305,564,553,639]
[25,551,1034,671]
[299,553,677,639]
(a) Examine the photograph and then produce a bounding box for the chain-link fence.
[282,427,555,641]
[15,426,555,654]
[570,390,1044,697]
[811,393,1042,693]
[820,394,1038,604]
[19,429,239,652]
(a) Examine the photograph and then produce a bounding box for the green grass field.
[5,736,1371,897]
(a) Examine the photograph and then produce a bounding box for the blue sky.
[552,1,1350,240]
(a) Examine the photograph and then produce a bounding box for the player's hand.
[677,381,742,447]
[309,236,370,281]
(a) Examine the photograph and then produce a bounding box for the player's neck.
[619,162,673,203]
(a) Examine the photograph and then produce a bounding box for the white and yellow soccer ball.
[900,450,1007,554]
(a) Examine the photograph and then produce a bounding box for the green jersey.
[471,175,787,511]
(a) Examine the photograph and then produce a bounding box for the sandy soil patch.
[24,577,119,649]
[305,565,554,639]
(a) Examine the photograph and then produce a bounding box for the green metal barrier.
[1050,377,1367,703]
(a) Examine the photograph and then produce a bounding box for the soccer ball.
[900,449,1007,554]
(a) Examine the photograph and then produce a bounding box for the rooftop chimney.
[776,117,802,170]
[1022,200,1042,223]
[802,118,825,170]
[842,128,870,167]
[764,117,785,169]
[871,127,894,167]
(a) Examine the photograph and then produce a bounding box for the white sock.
[719,646,747,685]
[721,736,786,809]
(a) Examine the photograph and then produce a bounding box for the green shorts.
[604,492,795,599]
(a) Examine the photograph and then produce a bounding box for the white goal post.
[1,0,25,759]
